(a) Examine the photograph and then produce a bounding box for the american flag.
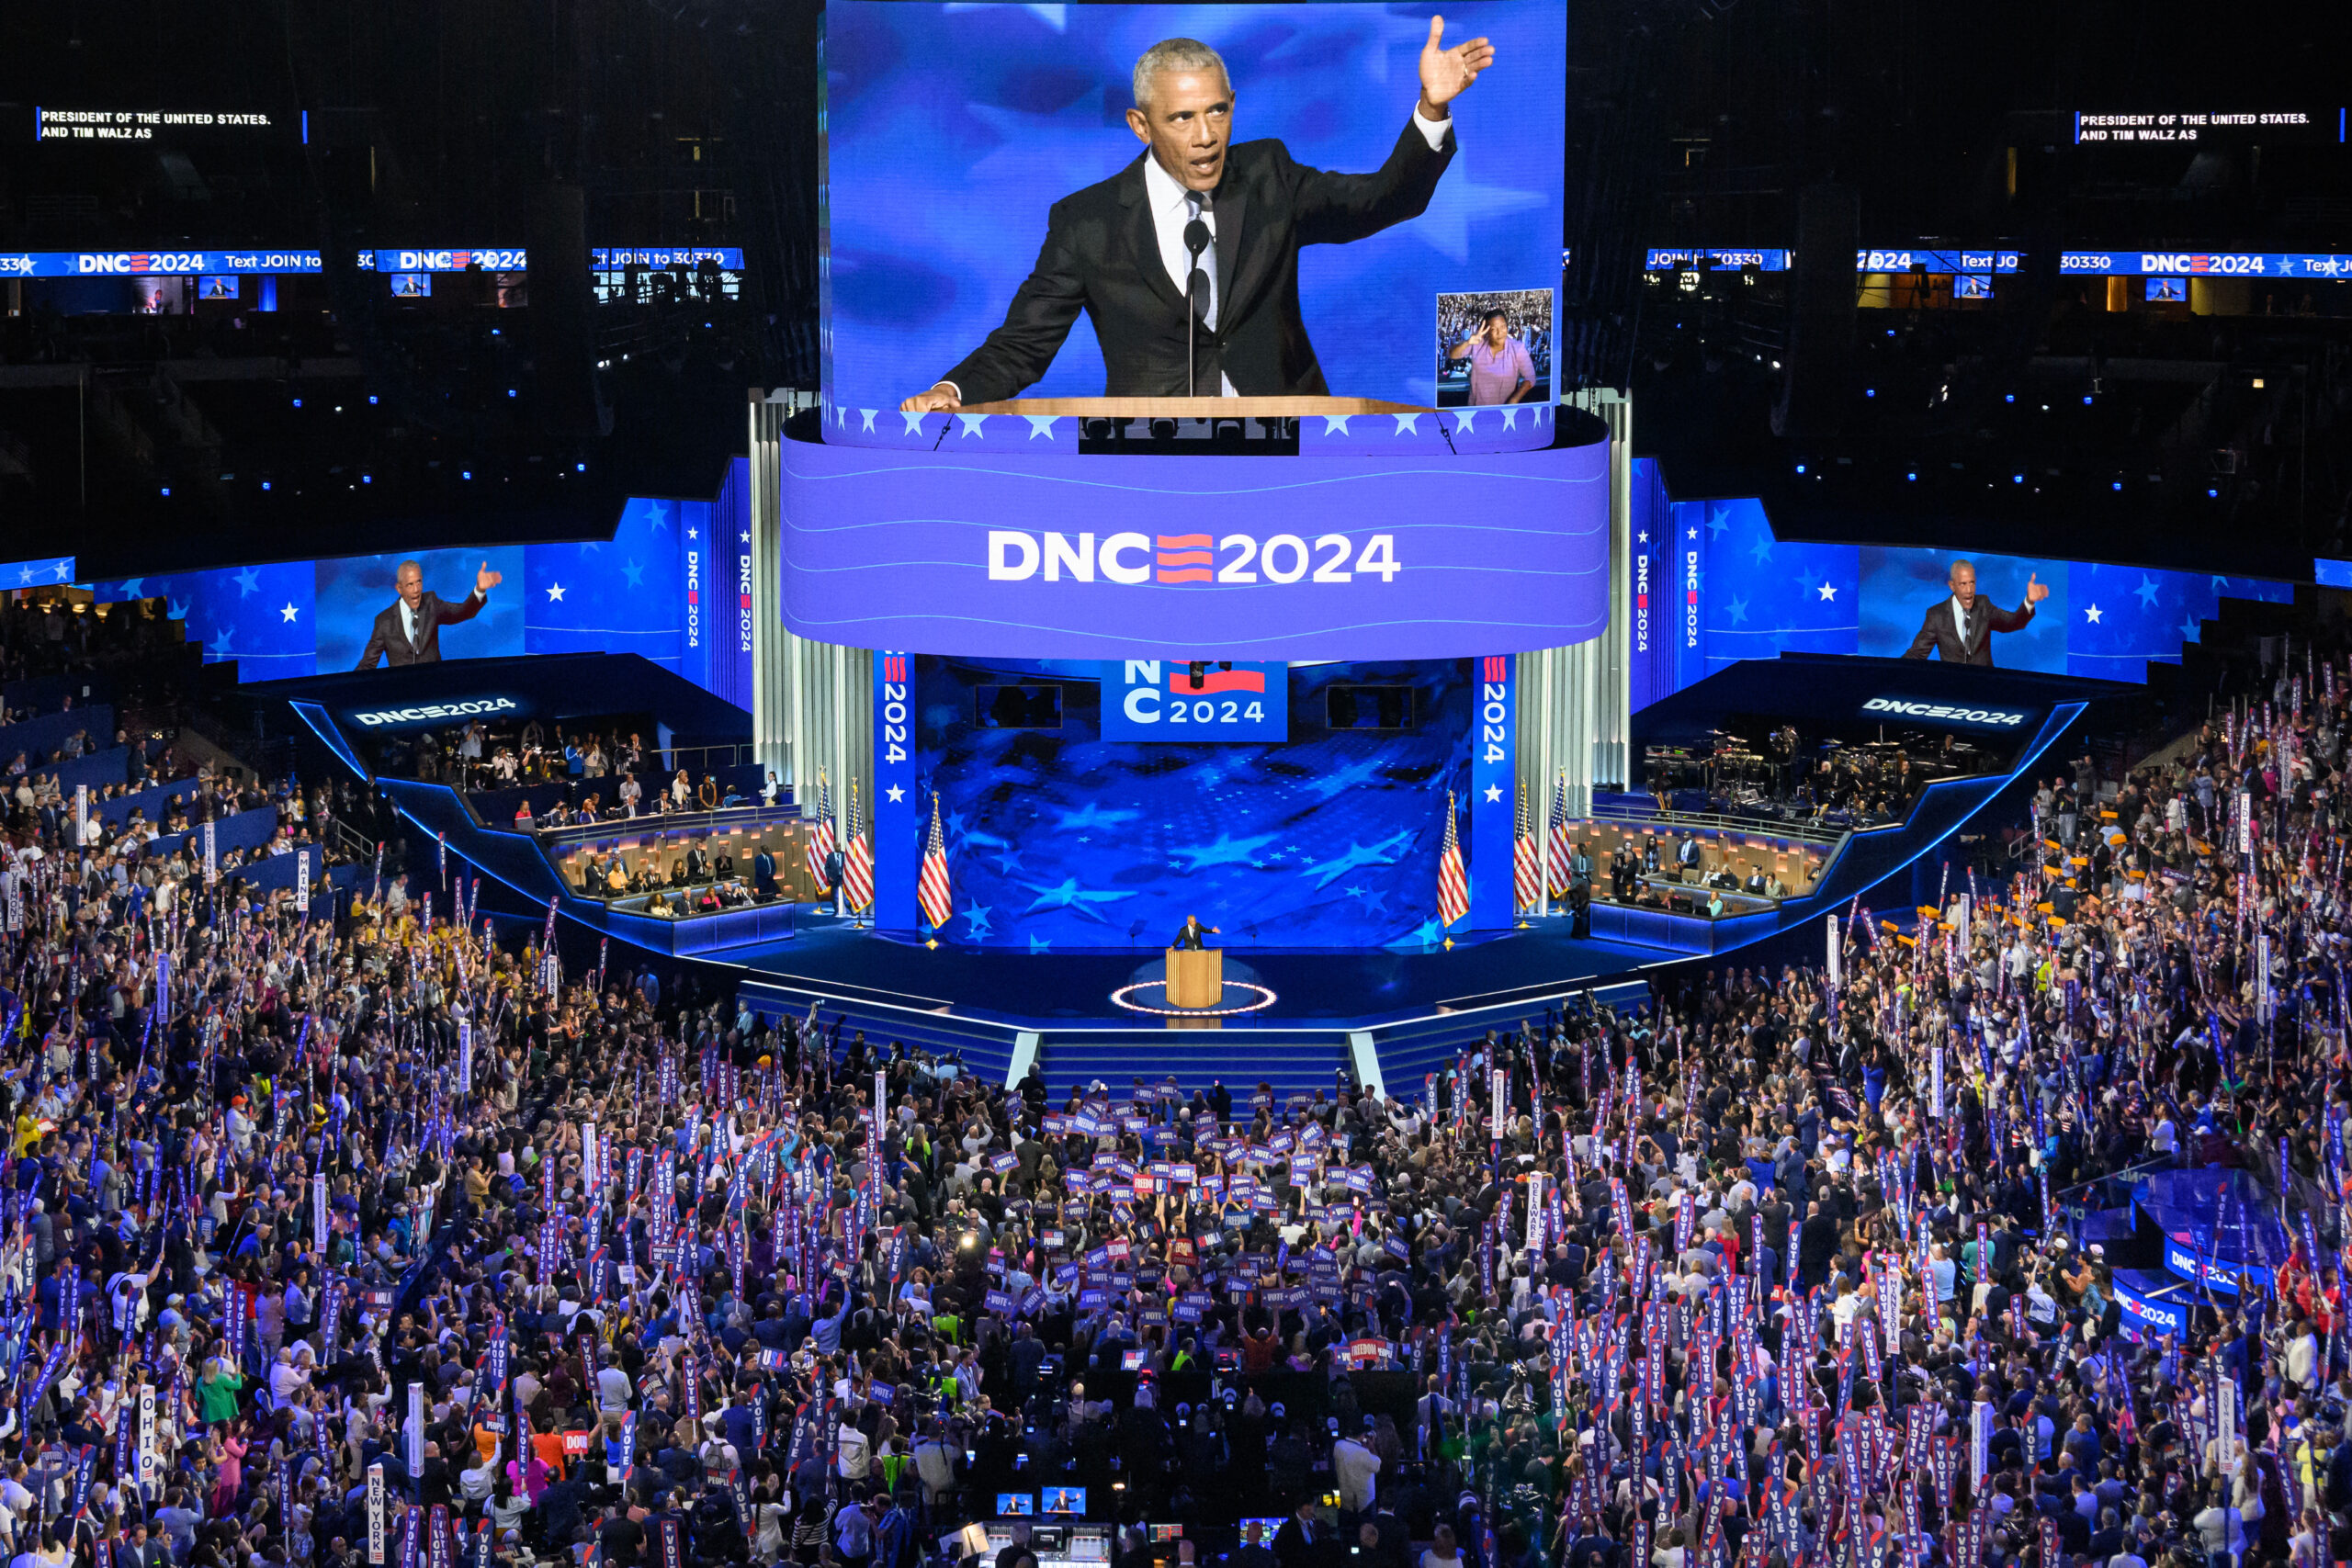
[918,795,953,930]
[841,779,873,913]
[1436,791,1468,929]
[1545,771,1574,897]
[1511,785,1541,912]
[804,770,836,889]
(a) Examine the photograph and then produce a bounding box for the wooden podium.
[1165,946,1223,1009]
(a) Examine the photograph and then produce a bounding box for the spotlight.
[291,398,302,408]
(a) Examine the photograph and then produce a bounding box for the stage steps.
[1371,979,1653,1094]
[737,980,1021,1087]
[1032,1030,1356,1104]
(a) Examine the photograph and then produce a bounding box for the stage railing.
[1589,797,1852,847]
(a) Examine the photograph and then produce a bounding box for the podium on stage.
[1166,946,1222,1009]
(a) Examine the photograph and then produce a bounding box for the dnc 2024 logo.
[985,530,1401,585]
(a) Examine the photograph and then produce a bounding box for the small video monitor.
[1952,273,1992,299]
[1068,1528,1113,1563]
[1240,1520,1286,1547]
[1043,1486,1087,1516]
[2146,276,2188,303]
[997,1494,1035,1517]
[1149,1527,1184,1543]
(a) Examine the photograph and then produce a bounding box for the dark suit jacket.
[941,118,1455,404]
[356,590,486,669]
[1904,595,2032,665]
[1172,920,1218,950]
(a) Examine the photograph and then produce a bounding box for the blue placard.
[1098,660,1287,741]
[873,651,919,931]
[2316,559,2352,589]
[1467,653,1514,930]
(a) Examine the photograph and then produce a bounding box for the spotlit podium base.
[1165,947,1223,1009]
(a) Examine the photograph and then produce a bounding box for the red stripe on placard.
[1166,668,1264,694]
[1155,570,1213,584]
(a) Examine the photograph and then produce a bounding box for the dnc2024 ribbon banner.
[778,429,1611,660]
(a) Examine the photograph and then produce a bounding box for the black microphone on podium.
[1183,200,1212,398]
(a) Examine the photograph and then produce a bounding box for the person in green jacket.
[198,1356,244,1426]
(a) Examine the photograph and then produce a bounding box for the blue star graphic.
[960,900,993,937]
[2134,573,2161,610]
[1171,832,1281,873]
[1027,934,1054,953]
[232,566,261,597]
[645,501,670,532]
[209,626,234,658]
[2179,615,2203,642]
[992,845,1025,875]
[1707,506,1731,540]
[116,579,144,600]
[1018,878,1139,923]
[621,558,646,590]
[1054,802,1140,831]
[1408,918,1442,946]
[1724,596,1750,626]
[1794,569,1817,597]
[1300,829,1413,890]
[1406,153,1548,265]
[1747,532,1775,567]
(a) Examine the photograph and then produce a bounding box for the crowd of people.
[2,626,2352,1568]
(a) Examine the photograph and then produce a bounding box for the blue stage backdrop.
[820,0,1567,414]
[1639,496,2294,707]
[909,655,1476,950]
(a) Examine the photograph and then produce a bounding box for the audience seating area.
[540,806,819,916]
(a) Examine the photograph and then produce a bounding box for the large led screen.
[80,484,753,707]
[1630,494,2293,708]
[820,0,1566,416]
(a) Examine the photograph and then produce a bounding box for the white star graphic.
[2085,604,2102,624]
[1687,527,1699,540]
[1391,412,1421,435]
[1482,784,1503,804]
[16,567,29,584]
[1320,414,1351,435]
[1453,409,1480,434]
[1817,581,1838,601]
[885,785,905,804]
[280,602,300,623]
[859,409,877,432]
[740,531,750,543]
[900,410,928,434]
[51,561,70,582]
[547,582,567,602]
[956,412,988,438]
[687,527,697,540]
[1023,414,1058,440]
[1637,532,1648,545]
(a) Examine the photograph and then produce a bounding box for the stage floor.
[713,911,1669,1032]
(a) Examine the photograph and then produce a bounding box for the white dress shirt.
[399,599,419,648]
[1950,594,1975,653]
[945,107,1455,401]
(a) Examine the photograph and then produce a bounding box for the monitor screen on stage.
[820,0,1567,416]
[1627,489,2294,708]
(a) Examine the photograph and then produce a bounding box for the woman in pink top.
[210,1424,250,1515]
[1449,310,1537,404]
